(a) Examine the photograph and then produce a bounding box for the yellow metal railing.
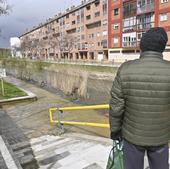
[49,104,110,129]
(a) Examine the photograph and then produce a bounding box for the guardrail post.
[57,110,64,134]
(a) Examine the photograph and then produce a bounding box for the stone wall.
[1,59,115,104]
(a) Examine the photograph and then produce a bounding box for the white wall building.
[10,37,22,58]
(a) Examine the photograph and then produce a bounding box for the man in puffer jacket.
[109,27,170,169]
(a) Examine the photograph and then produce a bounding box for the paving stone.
[83,163,103,169]
[41,137,66,146]
[0,110,39,168]
[58,145,106,167]
[19,154,36,165]
[0,151,8,169]
[58,160,88,169]
[46,162,62,169]
[0,110,27,145]
[33,138,73,154]
[0,136,22,169]
[15,147,33,157]
[39,151,70,166]
[11,141,30,151]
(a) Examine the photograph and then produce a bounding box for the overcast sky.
[0,0,81,48]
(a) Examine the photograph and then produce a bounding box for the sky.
[0,0,81,48]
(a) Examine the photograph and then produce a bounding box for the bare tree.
[20,37,32,58]
[63,34,76,54]
[21,36,39,59]
[53,33,76,59]
[0,0,11,39]
[0,0,10,16]
[21,31,76,60]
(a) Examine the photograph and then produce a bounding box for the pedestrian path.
[0,109,39,168]
[29,134,170,169]
[0,136,22,169]
[30,134,111,169]
[0,132,169,169]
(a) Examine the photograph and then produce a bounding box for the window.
[86,21,101,29]
[161,0,168,3]
[66,14,69,18]
[97,32,100,37]
[81,35,85,40]
[137,13,154,30]
[86,5,91,10]
[114,8,119,16]
[102,19,107,26]
[95,1,100,7]
[77,15,80,24]
[113,37,119,44]
[102,31,107,36]
[123,32,137,47]
[86,15,91,20]
[113,24,119,30]
[88,33,95,39]
[81,9,84,22]
[102,2,107,15]
[124,1,136,17]
[101,40,107,48]
[77,27,80,32]
[95,11,100,17]
[137,32,145,40]
[160,13,168,21]
[72,20,76,25]
[81,26,84,32]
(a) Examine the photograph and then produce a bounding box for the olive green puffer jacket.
[109,51,170,146]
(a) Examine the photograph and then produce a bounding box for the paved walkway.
[3,76,109,139]
[29,134,170,169]
[30,134,111,169]
[0,76,169,169]
[0,109,38,168]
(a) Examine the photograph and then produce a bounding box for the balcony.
[137,22,154,30]
[124,9,136,18]
[137,3,154,15]
[78,43,88,51]
[53,33,60,37]
[123,25,137,33]
[101,40,107,48]
[86,21,101,29]
[123,41,137,48]
[43,36,48,40]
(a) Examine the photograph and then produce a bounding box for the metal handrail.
[49,104,110,129]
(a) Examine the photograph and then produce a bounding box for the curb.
[0,135,22,169]
[0,87,37,105]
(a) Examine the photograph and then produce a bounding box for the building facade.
[20,0,108,61]
[20,0,170,63]
[108,0,170,62]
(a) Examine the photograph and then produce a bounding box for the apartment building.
[108,0,170,62]
[20,0,108,61]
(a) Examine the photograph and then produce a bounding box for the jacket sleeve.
[109,69,125,140]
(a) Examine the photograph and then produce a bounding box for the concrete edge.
[62,132,112,146]
[0,86,37,105]
[0,135,22,169]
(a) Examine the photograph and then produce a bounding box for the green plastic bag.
[106,141,124,169]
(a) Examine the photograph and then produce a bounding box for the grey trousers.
[123,139,169,169]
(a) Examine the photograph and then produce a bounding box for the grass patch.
[45,62,118,74]
[0,81,27,99]
[0,58,118,74]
